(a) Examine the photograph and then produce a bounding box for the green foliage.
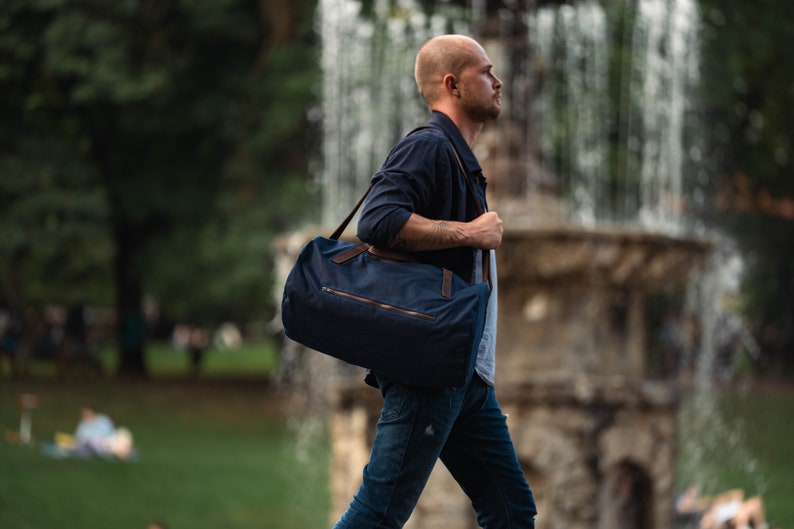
[0,136,113,307]
[697,0,794,371]
[0,0,320,363]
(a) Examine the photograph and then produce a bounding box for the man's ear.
[442,73,459,96]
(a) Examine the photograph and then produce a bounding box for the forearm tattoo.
[390,220,466,251]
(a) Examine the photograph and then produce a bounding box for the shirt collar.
[428,111,484,177]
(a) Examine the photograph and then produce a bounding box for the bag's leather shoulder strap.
[413,125,491,286]
[329,183,372,240]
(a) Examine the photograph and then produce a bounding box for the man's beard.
[463,96,501,122]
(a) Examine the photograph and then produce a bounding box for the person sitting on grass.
[675,483,711,526]
[73,405,116,454]
[698,488,767,529]
[676,484,768,529]
[44,405,135,460]
[74,405,135,459]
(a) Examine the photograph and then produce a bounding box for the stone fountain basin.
[495,225,712,383]
[499,226,711,289]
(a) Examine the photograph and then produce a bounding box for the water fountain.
[275,0,719,528]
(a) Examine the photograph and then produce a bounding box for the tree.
[697,0,794,373]
[0,0,319,375]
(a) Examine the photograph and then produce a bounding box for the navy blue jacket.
[357,111,488,283]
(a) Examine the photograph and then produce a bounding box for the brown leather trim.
[331,243,369,264]
[441,268,453,298]
[367,246,418,262]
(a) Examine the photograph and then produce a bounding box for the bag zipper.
[321,286,436,321]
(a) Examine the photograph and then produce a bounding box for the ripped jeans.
[332,372,537,529]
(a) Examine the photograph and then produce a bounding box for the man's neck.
[430,106,484,148]
[458,122,484,149]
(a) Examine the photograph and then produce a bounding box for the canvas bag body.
[281,236,489,387]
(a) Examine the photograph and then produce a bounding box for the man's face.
[458,44,503,122]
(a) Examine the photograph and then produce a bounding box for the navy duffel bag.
[281,235,489,388]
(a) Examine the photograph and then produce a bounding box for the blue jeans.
[333,373,536,529]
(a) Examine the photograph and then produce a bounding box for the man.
[333,34,537,529]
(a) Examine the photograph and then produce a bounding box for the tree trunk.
[89,105,149,378]
[114,218,148,378]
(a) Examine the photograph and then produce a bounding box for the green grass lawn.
[16,340,280,379]
[2,339,792,529]
[677,385,794,529]
[0,378,330,529]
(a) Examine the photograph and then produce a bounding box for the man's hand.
[466,211,503,249]
[389,211,503,252]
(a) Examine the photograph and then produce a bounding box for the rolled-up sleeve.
[357,132,447,247]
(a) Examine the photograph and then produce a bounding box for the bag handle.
[329,126,491,286]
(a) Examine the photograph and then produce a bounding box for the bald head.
[415,35,483,105]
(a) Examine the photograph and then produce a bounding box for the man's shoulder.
[403,124,447,144]
[391,126,451,160]
[379,127,444,166]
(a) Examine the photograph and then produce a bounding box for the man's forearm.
[389,213,469,252]
[388,211,503,251]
